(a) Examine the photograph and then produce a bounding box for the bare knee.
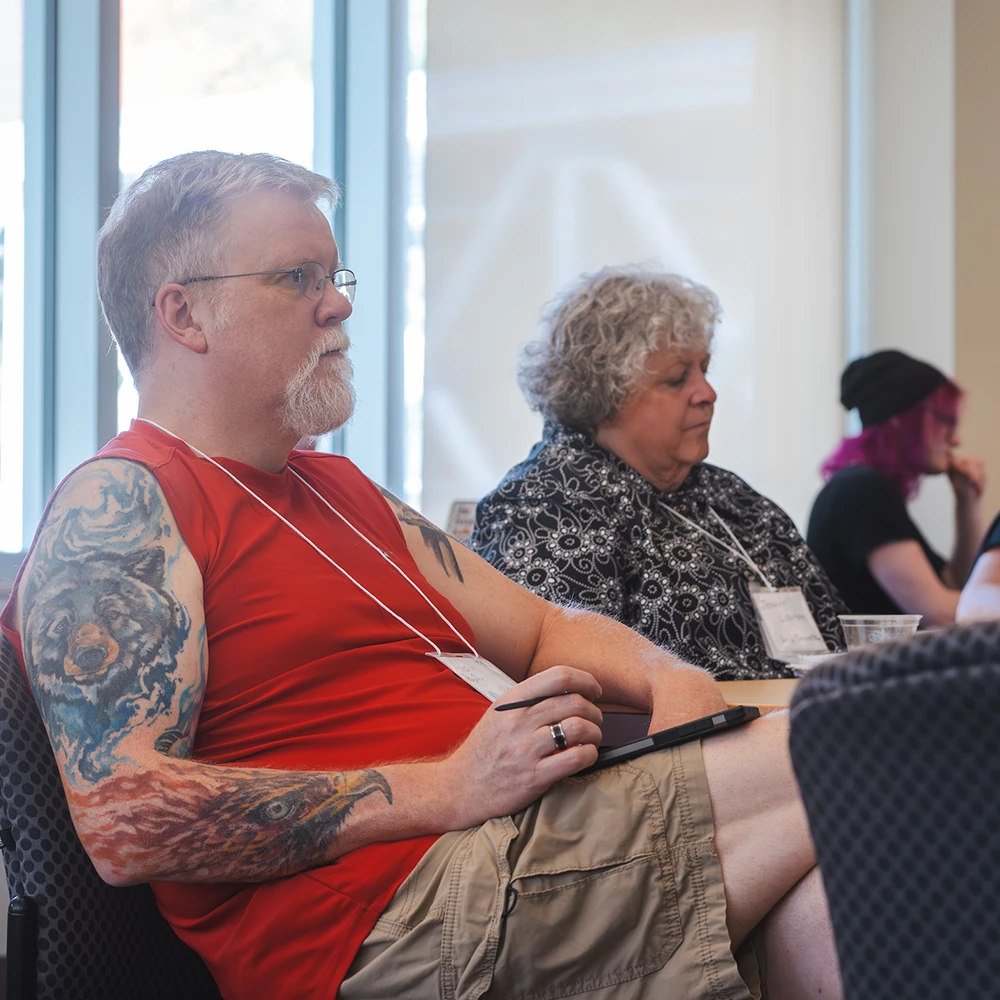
[761,867,842,1000]
[701,712,816,946]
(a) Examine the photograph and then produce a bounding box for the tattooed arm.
[378,488,725,727]
[18,460,598,887]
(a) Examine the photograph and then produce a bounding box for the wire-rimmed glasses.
[164,262,357,304]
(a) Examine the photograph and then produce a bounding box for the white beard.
[281,349,356,438]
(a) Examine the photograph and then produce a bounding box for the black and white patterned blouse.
[472,424,847,680]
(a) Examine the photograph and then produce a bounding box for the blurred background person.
[472,266,846,681]
[808,349,986,625]
[957,511,1000,621]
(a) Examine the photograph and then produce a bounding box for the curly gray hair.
[97,150,339,380]
[518,266,721,434]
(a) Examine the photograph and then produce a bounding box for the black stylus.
[493,696,552,712]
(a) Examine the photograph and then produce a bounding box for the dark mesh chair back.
[790,621,1000,1000]
[0,634,221,1000]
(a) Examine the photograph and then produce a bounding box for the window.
[422,0,846,530]
[403,0,427,507]
[0,0,24,553]
[117,0,315,429]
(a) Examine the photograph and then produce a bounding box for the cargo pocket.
[485,763,684,1000]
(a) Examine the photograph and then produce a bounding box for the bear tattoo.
[23,479,192,783]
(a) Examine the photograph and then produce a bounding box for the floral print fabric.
[472,424,846,680]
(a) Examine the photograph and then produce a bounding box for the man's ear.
[152,284,209,355]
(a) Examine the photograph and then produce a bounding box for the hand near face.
[947,454,987,502]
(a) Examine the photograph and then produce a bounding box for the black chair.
[789,621,1000,1000]
[0,634,222,1000]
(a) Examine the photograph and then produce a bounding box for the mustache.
[314,329,351,360]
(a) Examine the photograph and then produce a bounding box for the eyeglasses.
[926,408,958,430]
[159,262,357,305]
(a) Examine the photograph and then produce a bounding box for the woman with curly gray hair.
[472,266,846,680]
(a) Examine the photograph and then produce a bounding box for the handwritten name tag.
[749,585,828,660]
[429,652,517,701]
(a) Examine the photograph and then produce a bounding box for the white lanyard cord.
[288,467,478,656]
[707,509,777,590]
[136,419,478,657]
[659,502,776,590]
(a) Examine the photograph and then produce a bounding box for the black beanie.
[840,349,948,428]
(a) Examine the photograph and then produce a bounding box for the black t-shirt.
[806,465,945,614]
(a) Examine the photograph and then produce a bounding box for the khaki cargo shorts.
[339,740,759,1000]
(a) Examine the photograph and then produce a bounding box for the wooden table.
[718,678,799,714]
[599,678,799,716]
[598,678,799,744]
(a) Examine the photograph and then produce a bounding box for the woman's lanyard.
[659,502,776,590]
[660,499,829,659]
[136,418,479,658]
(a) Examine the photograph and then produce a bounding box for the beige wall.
[862,0,1000,558]
[869,0,954,369]
[955,0,1000,533]
[868,0,958,554]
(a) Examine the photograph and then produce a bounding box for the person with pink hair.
[807,349,986,625]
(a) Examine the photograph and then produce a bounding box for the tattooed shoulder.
[21,459,201,784]
[376,486,465,583]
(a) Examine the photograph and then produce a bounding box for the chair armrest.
[7,894,37,1000]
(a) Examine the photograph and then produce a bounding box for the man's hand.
[436,665,603,829]
[948,454,987,504]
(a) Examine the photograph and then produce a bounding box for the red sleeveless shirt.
[2,421,488,999]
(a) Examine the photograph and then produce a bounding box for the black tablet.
[581,705,761,774]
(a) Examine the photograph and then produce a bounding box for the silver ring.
[549,722,568,752]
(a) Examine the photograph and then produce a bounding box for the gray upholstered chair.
[789,621,1000,1000]
[0,634,222,1000]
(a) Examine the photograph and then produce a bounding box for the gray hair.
[518,266,720,434]
[97,150,339,380]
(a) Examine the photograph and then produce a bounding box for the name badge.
[749,584,828,661]
[429,652,516,701]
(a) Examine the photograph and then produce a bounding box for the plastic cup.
[838,614,922,650]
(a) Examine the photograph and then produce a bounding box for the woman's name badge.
[749,584,828,661]
[428,652,516,702]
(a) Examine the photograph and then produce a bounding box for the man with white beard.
[1,151,841,1000]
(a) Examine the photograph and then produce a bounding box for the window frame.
[6,0,409,586]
